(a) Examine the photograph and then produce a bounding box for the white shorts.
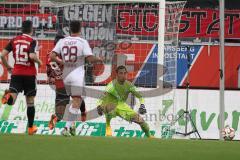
[63,70,85,97]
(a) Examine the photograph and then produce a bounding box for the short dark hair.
[70,20,81,34]
[116,65,127,73]
[54,34,65,45]
[22,20,33,34]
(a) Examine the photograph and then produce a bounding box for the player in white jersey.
[50,21,103,136]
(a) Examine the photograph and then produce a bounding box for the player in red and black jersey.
[47,34,87,131]
[0,20,42,135]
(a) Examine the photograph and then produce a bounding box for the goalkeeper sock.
[27,106,35,128]
[140,122,151,137]
[106,115,111,128]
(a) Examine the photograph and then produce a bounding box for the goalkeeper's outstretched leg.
[130,114,151,138]
[116,102,152,138]
[98,102,152,138]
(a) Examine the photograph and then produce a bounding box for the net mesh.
[0,0,185,138]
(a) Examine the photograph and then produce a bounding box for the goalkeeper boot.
[70,125,76,136]
[149,135,155,138]
[105,126,112,137]
[81,112,87,122]
[1,90,12,105]
[61,127,71,137]
[28,125,38,135]
[48,114,58,130]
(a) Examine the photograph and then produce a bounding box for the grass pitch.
[0,134,239,160]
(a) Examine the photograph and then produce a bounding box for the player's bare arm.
[86,55,104,64]
[50,51,64,66]
[0,49,13,73]
[29,52,42,67]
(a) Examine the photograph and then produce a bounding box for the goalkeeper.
[97,65,152,138]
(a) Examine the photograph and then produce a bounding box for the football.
[221,125,235,141]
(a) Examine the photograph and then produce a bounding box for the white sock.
[66,121,73,130]
[69,105,80,115]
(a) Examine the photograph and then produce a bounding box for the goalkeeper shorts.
[106,102,137,121]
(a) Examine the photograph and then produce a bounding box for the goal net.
[0,0,185,138]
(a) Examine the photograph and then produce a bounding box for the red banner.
[1,6,240,38]
[116,8,240,38]
[116,7,158,37]
[179,9,240,38]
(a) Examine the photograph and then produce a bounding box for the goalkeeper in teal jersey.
[97,65,152,138]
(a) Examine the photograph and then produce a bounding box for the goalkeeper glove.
[138,104,147,115]
[97,106,104,116]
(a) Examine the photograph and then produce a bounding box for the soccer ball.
[221,125,235,140]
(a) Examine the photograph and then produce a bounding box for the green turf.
[0,134,239,160]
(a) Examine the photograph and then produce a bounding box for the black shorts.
[9,75,37,96]
[55,88,70,106]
